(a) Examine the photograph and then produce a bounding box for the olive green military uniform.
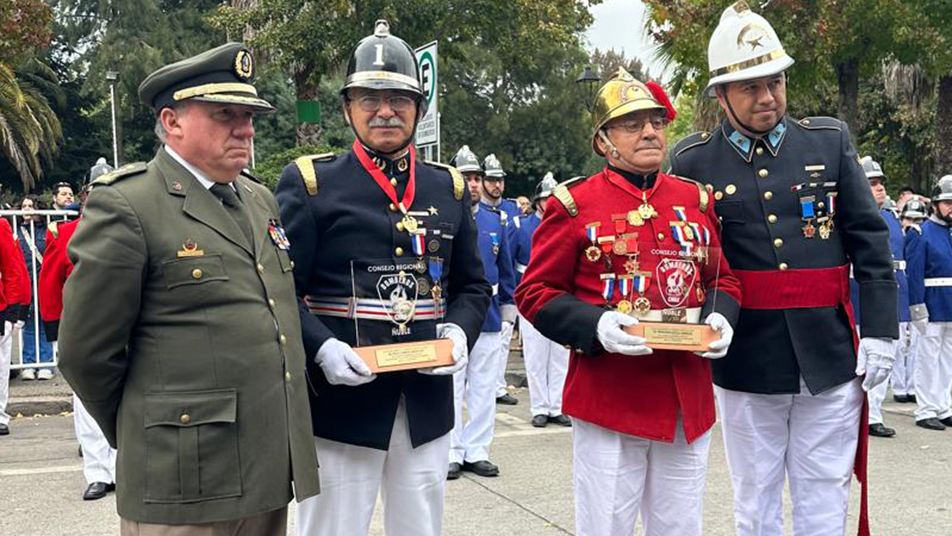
[57,42,320,528]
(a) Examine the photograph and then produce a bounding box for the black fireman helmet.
[342,20,427,118]
[932,175,952,202]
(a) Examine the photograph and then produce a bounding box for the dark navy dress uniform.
[276,151,491,451]
[670,116,898,395]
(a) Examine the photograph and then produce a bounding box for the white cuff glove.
[500,303,518,325]
[315,338,376,386]
[856,337,897,392]
[13,320,24,330]
[909,304,928,334]
[419,323,468,376]
[696,312,733,359]
[597,312,652,356]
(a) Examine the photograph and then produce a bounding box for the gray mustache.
[369,117,406,128]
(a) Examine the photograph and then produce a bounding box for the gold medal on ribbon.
[613,240,628,256]
[818,221,831,240]
[616,300,633,314]
[585,245,602,262]
[627,210,644,227]
[638,203,657,220]
[634,296,651,316]
[402,215,419,233]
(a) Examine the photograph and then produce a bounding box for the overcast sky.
[584,0,669,79]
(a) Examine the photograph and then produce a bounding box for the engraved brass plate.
[624,322,717,352]
[354,339,455,373]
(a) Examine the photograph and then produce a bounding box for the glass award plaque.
[350,258,455,372]
[619,244,723,352]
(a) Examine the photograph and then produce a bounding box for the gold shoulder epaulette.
[670,175,710,213]
[91,162,147,187]
[426,161,465,201]
[294,153,335,196]
[552,176,587,217]
[48,221,59,239]
[674,131,713,157]
[797,117,842,131]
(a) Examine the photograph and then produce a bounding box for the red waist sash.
[734,265,850,309]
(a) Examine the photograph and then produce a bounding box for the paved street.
[1,385,950,536]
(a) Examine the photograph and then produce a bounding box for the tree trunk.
[295,69,322,147]
[935,74,952,185]
[835,57,860,142]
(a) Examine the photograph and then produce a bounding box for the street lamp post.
[106,70,120,168]
[576,65,601,113]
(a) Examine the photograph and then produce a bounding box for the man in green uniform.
[58,43,321,536]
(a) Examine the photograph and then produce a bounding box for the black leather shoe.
[78,446,83,457]
[916,418,946,431]
[940,416,952,427]
[893,394,910,403]
[908,393,917,403]
[531,415,548,428]
[496,393,518,405]
[463,460,499,477]
[83,482,116,501]
[0,423,8,436]
[548,415,572,427]
[868,423,896,437]
[447,462,462,480]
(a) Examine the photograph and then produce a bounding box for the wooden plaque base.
[624,322,717,352]
[354,339,456,373]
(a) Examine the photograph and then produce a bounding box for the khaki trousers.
[120,506,287,536]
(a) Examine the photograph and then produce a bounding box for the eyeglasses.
[353,95,416,113]
[607,116,670,134]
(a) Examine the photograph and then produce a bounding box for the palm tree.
[0,59,63,191]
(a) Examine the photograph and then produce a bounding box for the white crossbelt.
[492,284,499,296]
[924,278,952,287]
[630,307,702,323]
[894,260,906,271]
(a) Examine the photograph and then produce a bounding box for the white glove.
[315,338,376,386]
[13,320,24,330]
[696,312,733,359]
[909,304,928,334]
[597,311,652,356]
[856,337,897,392]
[420,323,468,375]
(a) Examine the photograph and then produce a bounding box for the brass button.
[758,169,769,178]
[390,178,398,187]
[257,263,265,273]
[180,413,191,425]
[802,119,811,125]
[657,232,665,241]
[756,147,764,156]
[768,214,778,224]
[279,334,288,345]
[290,260,295,269]
[191,268,203,279]
[774,238,784,247]
[779,262,789,270]
[268,298,277,309]
[818,201,825,209]
[389,203,397,212]
[701,132,710,140]
[715,191,724,200]
[395,247,404,256]
[725,184,737,195]
[285,372,292,381]
[764,191,773,200]
[396,221,405,232]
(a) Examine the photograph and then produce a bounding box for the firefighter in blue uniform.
[479,153,522,405]
[513,174,573,427]
[447,145,516,479]
[850,157,907,438]
[905,174,952,431]
[668,3,897,535]
[276,20,491,536]
[893,198,927,405]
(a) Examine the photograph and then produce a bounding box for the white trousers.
[74,395,117,484]
[520,313,569,417]
[891,322,918,396]
[573,418,711,536]
[451,331,502,464]
[295,398,450,536]
[915,322,952,421]
[0,323,12,425]
[495,321,514,398]
[716,377,863,536]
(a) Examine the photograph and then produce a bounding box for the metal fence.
[2,209,80,371]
